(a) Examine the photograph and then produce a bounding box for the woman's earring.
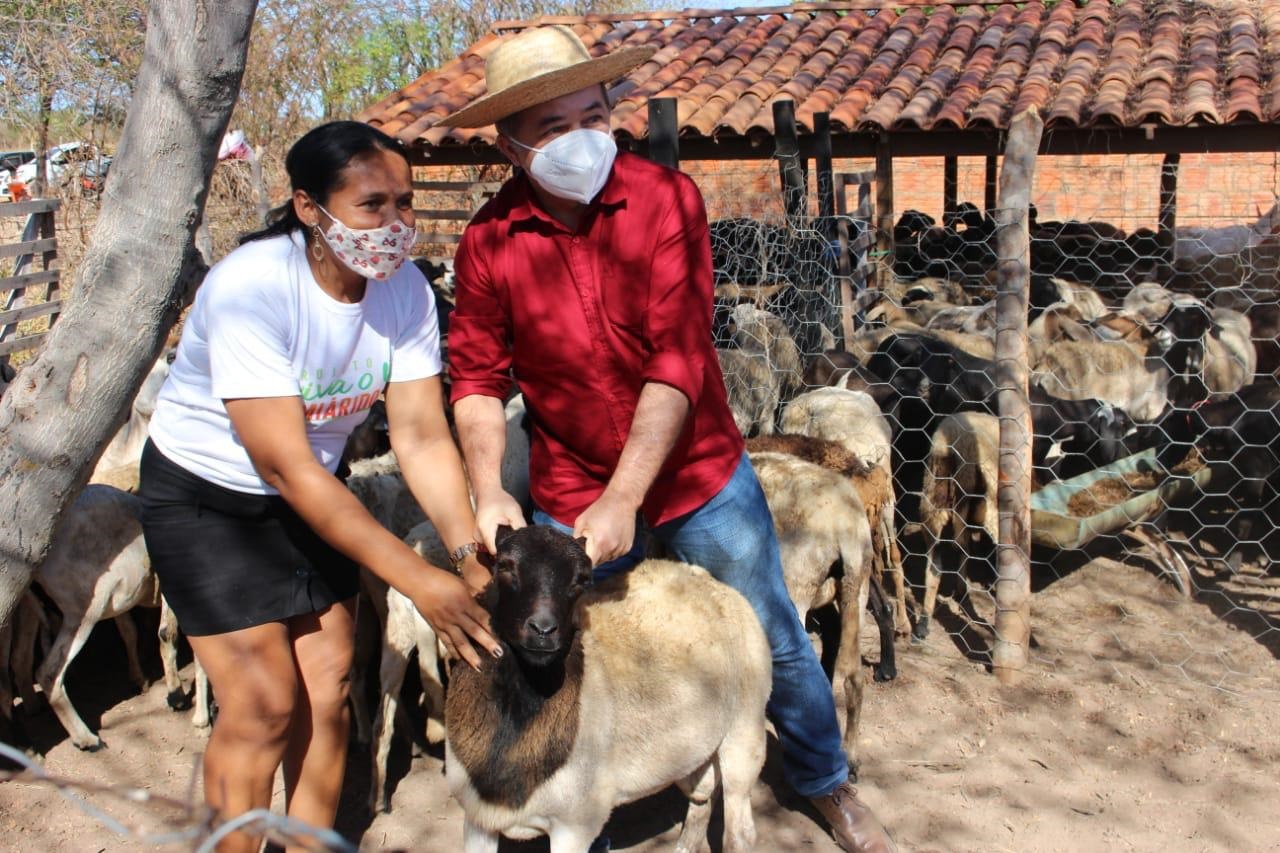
[311,225,324,262]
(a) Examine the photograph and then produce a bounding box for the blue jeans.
[533,452,849,798]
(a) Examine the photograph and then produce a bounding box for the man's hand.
[475,490,527,555]
[573,492,638,566]
[409,566,502,671]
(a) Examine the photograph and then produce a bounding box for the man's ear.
[494,134,523,169]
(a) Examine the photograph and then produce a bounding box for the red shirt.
[449,152,744,527]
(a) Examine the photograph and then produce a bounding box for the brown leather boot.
[810,781,898,853]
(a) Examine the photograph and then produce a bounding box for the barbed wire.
[0,741,356,852]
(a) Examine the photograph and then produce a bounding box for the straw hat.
[440,25,656,129]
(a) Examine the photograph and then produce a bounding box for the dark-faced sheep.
[445,526,771,852]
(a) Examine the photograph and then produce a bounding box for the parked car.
[12,142,89,187]
[78,155,112,195]
[0,151,36,201]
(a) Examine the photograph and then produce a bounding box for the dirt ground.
[2,537,1278,853]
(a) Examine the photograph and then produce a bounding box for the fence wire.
[698,151,1280,694]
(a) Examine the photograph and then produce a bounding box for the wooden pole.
[943,155,958,221]
[1158,153,1180,264]
[992,108,1043,684]
[773,100,806,225]
[815,112,835,220]
[984,154,998,214]
[874,134,895,290]
[647,97,680,169]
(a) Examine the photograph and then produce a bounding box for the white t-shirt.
[149,231,440,494]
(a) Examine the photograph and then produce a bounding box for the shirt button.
[571,237,581,244]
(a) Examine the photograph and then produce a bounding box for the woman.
[140,120,499,850]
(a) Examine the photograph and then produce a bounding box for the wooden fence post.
[1158,153,1180,265]
[943,155,958,221]
[993,108,1043,684]
[984,154,999,214]
[874,134,895,290]
[647,97,680,170]
[773,100,806,225]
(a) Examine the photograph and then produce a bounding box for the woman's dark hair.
[239,120,410,245]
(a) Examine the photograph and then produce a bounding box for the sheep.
[0,590,48,729]
[335,400,391,481]
[0,361,14,398]
[1032,337,1174,423]
[369,521,448,814]
[716,303,804,438]
[915,412,1003,642]
[747,452,874,766]
[89,350,171,492]
[779,387,894,474]
[749,432,908,660]
[445,525,771,853]
[717,348,781,437]
[924,301,997,335]
[31,485,184,749]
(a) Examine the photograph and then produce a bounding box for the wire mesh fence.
[693,149,1280,694]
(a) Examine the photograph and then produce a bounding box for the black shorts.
[139,440,358,637]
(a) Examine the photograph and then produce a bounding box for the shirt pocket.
[599,258,646,338]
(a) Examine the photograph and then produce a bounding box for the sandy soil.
[2,541,1278,853]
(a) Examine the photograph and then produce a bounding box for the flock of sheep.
[1,208,1279,849]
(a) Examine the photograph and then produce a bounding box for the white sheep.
[717,304,803,436]
[779,386,893,474]
[368,521,448,814]
[446,526,770,852]
[749,451,875,764]
[31,485,184,749]
[915,411,1002,642]
[1032,337,1172,422]
[1202,307,1256,394]
[89,350,170,492]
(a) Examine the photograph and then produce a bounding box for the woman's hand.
[459,552,492,597]
[409,567,502,671]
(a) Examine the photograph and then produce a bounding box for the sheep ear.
[495,525,515,547]
[573,535,589,552]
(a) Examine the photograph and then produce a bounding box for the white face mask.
[508,128,617,205]
[314,202,417,281]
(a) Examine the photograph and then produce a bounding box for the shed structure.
[359,1,1280,680]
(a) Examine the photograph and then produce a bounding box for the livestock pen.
[6,3,1280,851]
[360,0,1280,688]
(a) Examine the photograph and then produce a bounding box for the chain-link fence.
[694,149,1280,698]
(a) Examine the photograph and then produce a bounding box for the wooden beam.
[992,108,1043,685]
[647,97,680,169]
[874,134,895,290]
[814,112,835,220]
[773,100,806,225]
[984,155,998,213]
[1158,153,1180,262]
[0,330,46,356]
[0,199,60,217]
[943,155,958,220]
[0,237,57,259]
[0,269,59,294]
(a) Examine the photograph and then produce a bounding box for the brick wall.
[682,151,1280,231]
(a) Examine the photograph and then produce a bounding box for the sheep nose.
[526,616,558,638]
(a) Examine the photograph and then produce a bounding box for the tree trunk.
[0,0,259,626]
[992,108,1043,684]
[34,80,53,198]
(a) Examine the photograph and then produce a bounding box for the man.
[442,24,896,853]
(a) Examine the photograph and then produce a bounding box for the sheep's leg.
[370,634,412,813]
[37,611,104,750]
[881,513,911,636]
[832,570,867,776]
[867,575,897,682]
[913,531,943,643]
[0,615,13,719]
[416,629,446,745]
[462,820,500,853]
[113,612,147,692]
[11,592,44,709]
[191,661,212,729]
[674,760,717,853]
[716,716,765,853]
[157,597,190,711]
[349,588,382,746]
[549,821,606,853]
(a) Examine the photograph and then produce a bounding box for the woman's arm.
[223,395,500,670]
[383,376,493,593]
